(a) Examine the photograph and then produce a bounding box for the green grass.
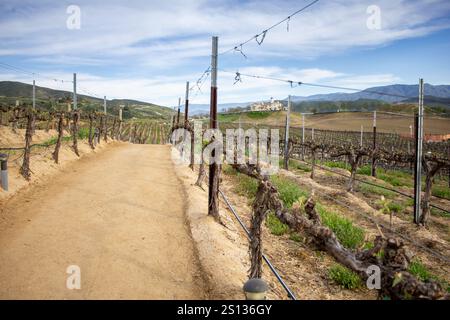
[324,161,350,171]
[246,111,272,119]
[316,203,365,249]
[289,232,303,242]
[356,165,372,176]
[387,201,404,213]
[408,259,450,292]
[432,185,450,200]
[270,176,309,208]
[408,259,432,282]
[358,166,414,188]
[266,212,289,236]
[377,173,404,187]
[359,183,396,198]
[217,113,240,122]
[328,264,362,289]
[289,160,312,172]
[278,159,311,172]
[235,174,259,199]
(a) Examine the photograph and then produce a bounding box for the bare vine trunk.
[71,111,80,157]
[103,116,108,142]
[88,113,95,150]
[20,111,35,180]
[310,148,316,180]
[233,164,447,300]
[249,183,270,278]
[52,113,64,164]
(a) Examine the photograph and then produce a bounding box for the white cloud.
[0,0,448,106]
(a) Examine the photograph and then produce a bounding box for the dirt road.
[0,144,206,299]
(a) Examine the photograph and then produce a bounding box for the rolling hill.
[288,84,450,103]
[0,81,173,120]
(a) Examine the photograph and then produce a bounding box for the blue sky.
[0,0,449,107]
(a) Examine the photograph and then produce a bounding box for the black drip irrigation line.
[219,189,297,300]
[293,156,450,215]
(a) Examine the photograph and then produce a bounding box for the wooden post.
[301,114,305,160]
[208,36,220,219]
[284,95,291,170]
[176,97,181,126]
[360,125,363,147]
[184,81,190,124]
[32,79,36,110]
[73,73,77,110]
[414,79,424,224]
[371,111,377,177]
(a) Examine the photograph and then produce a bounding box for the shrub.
[328,264,362,289]
[316,203,365,249]
[266,212,289,235]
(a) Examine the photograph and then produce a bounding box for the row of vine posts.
[0,102,169,183]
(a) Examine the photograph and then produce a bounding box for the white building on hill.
[250,97,285,111]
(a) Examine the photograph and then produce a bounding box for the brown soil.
[233,111,450,135]
[220,172,377,300]
[0,144,206,299]
[283,164,449,285]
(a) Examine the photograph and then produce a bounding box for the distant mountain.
[288,84,450,103]
[0,81,172,120]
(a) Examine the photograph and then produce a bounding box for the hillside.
[217,110,450,135]
[0,81,172,120]
[288,84,450,103]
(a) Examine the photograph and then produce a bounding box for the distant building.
[250,98,285,111]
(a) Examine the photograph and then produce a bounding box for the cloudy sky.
[0,0,450,108]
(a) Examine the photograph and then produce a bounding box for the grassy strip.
[408,259,450,293]
[316,203,365,249]
[328,264,363,289]
[358,183,397,198]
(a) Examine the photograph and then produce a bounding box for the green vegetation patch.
[432,185,450,200]
[316,203,365,249]
[359,183,396,198]
[246,111,272,119]
[328,264,362,289]
[270,175,309,208]
[324,161,350,171]
[408,259,450,292]
[266,212,289,236]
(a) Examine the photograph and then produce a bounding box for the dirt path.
[0,144,206,299]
